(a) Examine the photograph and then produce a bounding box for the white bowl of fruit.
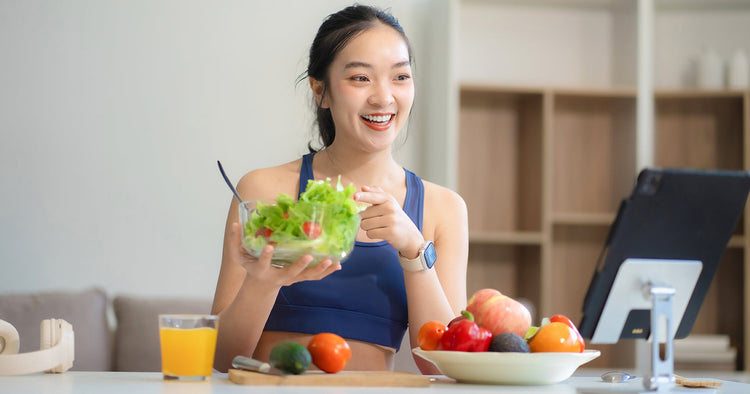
[413,289,600,385]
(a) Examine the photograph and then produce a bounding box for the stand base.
[590,258,703,392]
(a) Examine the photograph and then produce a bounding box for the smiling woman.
[210,4,468,375]
[311,22,414,152]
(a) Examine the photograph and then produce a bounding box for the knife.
[231,355,286,376]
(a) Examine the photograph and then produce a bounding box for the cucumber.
[269,341,311,374]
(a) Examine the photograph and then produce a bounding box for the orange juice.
[159,326,217,378]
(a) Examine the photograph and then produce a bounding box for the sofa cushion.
[112,294,212,372]
[0,287,112,371]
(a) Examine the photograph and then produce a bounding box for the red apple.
[466,288,532,337]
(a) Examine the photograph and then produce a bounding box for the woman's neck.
[314,146,402,188]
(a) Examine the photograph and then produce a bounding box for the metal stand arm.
[645,282,676,391]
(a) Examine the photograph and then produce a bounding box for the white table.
[2,370,750,394]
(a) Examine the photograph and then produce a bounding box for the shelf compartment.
[467,243,541,322]
[689,248,744,370]
[655,95,745,171]
[551,94,637,217]
[552,212,616,226]
[728,235,746,249]
[459,89,544,234]
[548,225,609,322]
[469,230,543,245]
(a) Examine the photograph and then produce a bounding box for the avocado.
[488,332,531,353]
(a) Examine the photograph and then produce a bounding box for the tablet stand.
[591,258,702,391]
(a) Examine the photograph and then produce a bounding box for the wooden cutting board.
[228,368,431,387]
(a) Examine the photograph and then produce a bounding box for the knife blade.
[231,355,286,376]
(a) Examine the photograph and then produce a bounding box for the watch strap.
[399,241,435,272]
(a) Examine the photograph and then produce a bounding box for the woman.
[211,5,468,373]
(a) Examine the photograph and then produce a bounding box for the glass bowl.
[239,199,360,267]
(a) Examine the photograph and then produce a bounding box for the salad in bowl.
[240,177,362,267]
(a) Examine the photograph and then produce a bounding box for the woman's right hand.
[228,222,341,287]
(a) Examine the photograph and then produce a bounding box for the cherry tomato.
[302,222,322,239]
[549,315,585,352]
[255,227,273,239]
[418,321,446,351]
[528,322,584,353]
[307,333,351,373]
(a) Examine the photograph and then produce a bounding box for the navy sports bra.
[263,152,424,350]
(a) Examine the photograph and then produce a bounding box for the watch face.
[424,242,437,269]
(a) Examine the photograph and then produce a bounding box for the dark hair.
[302,5,413,152]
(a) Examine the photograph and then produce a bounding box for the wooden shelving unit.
[441,0,750,372]
[458,85,750,369]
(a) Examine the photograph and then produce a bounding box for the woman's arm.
[404,185,468,374]
[355,184,468,374]
[210,171,340,372]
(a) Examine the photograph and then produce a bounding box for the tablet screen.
[579,168,750,340]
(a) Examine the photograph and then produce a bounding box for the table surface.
[2,369,750,394]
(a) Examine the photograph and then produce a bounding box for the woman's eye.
[351,75,369,82]
[396,74,411,81]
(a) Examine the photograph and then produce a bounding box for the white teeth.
[362,114,392,123]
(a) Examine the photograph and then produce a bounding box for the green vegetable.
[269,341,311,374]
[243,177,363,262]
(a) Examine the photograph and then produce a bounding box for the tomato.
[302,222,322,239]
[549,315,585,352]
[307,333,351,373]
[418,321,446,351]
[255,227,273,239]
[528,322,584,353]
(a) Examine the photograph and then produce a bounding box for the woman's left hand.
[354,185,424,258]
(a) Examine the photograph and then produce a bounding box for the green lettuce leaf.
[243,177,363,260]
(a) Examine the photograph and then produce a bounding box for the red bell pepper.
[438,311,492,352]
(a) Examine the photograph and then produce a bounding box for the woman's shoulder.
[421,179,467,212]
[420,178,468,243]
[236,158,303,200]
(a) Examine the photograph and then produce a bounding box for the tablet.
[579,168,750,341]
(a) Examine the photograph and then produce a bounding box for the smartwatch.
[399,241,436,272]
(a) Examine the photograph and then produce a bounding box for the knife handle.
[231,355,272,373]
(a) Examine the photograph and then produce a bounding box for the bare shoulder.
[236,158,302,201]
[421,180,468,239]
[422,180,467,214]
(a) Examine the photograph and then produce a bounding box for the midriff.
[253,331,396,371]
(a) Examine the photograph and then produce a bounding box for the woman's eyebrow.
[343,60,411,70]
[344,61,372,70]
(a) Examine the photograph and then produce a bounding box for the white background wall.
[0,0,447,300]
[4,0,747,299]
[458,0,750,89]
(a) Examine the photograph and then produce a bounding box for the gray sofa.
[1,287,422,374]
[0,288,212,372]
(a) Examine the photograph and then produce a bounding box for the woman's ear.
[309,77,329,108]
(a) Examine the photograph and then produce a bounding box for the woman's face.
[316,22,414,153]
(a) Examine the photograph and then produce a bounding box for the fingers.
[230,222,254,262]
[279,257,341,286]
[304,259,341,280]
[353,185,390,206]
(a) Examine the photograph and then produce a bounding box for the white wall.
[654,1,750,88]
[0,0,447,299]
[458,0,621,88]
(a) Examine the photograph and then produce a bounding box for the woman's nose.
[367,82,394,107]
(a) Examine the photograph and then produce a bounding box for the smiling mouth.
[361,114,394,129]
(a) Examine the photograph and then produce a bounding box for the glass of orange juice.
[158,314,218,381]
